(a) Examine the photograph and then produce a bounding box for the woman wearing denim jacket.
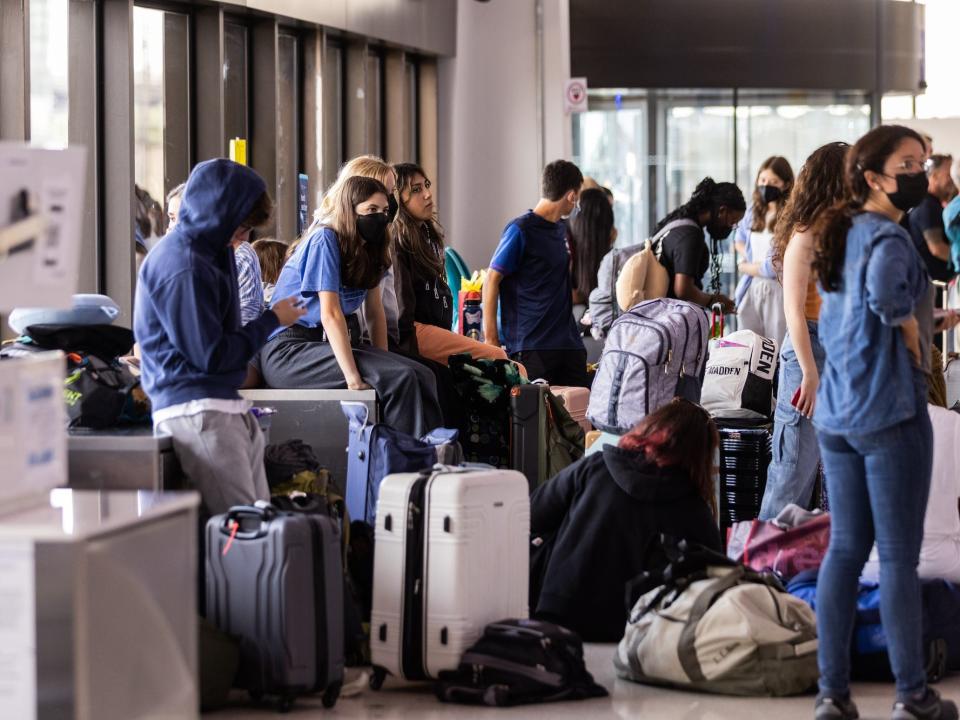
[758,143,848,520]
[811,126,954,720]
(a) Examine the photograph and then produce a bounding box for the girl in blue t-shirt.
[259,175,443,437]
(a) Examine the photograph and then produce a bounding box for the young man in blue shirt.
[134,159,305,514]
[483,160,588,387]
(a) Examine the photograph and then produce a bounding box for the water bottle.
[462,291,483,341]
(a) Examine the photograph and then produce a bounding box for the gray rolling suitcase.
[205,503,344,712]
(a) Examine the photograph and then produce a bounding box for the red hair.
[619,398,718,517]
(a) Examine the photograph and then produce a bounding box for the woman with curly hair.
[759,142,847,519]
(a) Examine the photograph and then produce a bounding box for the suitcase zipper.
[401,476,429,680]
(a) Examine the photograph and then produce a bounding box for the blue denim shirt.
[815,212,928,436]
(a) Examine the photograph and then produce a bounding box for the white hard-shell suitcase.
[369,466,530,687]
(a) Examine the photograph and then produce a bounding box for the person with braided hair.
[654,177,745,313]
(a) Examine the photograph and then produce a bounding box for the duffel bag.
[615,538,818,696]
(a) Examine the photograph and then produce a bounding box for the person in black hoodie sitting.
[530,398,722,642]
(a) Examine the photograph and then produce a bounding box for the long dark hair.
[618,398,719,519]
[392,162,445,279]
[569,188,614,297]
[327,176,392,289]
[655,177,745,232]
[771,142,848,273]
[750,156,794,233]
[812,125,925,292]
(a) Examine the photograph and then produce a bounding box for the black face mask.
[387,194,399,223]
[706,215,733,241]
[356,213,390,245]
[885,171,928,213]
[758,185,783,204]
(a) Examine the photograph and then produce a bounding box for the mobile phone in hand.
[791,387,802,408]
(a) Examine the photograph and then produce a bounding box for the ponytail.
[655,177,745,232]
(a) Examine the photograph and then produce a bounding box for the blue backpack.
[341,402,460,526]
[788,569,960,682]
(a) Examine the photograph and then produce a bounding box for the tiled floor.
[216,644,960,719]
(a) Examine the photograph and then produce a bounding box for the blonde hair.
[288,155,397,259]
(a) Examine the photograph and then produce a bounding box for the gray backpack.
[587,298,708,434]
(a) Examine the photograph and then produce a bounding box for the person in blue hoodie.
[134,159,306,515]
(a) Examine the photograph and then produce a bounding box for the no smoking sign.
[564,77,588,114]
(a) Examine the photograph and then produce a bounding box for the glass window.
[133,6,166,208]
[29,0,69,148]
[735,92,870,189]
[406,58,419,163]
[323,41,344,187]
[224,22,249,147]
[366,50,383,157]
[277,32,300,240]
[572,104,646,249]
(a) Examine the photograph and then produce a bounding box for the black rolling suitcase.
[715,418,772,531]
[205,503,344,712]
[510,383,548,491]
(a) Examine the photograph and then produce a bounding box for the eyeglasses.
[887,159,926,174]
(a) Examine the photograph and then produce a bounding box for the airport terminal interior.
[4,0,960,718]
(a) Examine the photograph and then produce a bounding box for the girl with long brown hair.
[758,142,847,520]
[734,156,794,346]
[810,126,954,720]
[529,398,721,642]
[257,175,443,437]
[391,162,521,370]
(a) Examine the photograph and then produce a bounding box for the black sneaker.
[816,692,860,719]
[892,688,959,720]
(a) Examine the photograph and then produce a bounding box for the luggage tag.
[710,303,725,340]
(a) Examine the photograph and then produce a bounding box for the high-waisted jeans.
[759,322,826,520]
[815,378,933,699]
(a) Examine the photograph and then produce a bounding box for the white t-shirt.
[862,405,960,583]
[750,229,774,266]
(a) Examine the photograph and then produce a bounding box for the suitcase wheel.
[370,666,387,691]
[277,694,295,714]
[927,638,948,684]
[322,681,341,709]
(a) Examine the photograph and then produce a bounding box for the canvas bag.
[587,298,709,433]
[726,509,830,581]
[610,219,699,322]
[701,329,779,418]
[341,401,461,526]
[615,539,819,697]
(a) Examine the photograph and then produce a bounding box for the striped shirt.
[234,240,264,326]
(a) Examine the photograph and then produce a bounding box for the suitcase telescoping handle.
[220,504,277,540]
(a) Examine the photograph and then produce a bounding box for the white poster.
[0,143,87,313]
[0,540,36,720]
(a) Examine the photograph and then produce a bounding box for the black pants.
[260,326,443,437]
[388,343,467,431]
[511,348,589,388]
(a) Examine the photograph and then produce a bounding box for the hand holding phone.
[791,387,802,408]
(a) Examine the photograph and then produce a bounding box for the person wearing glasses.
[390,162,522,371]
[810,125,955,720]
[257,175,443,437]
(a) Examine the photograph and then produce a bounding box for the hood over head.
[601,444,696,503]
[173,159,267,255]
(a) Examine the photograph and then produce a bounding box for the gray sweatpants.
[157,410,269,515]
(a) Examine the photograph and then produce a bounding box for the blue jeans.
[759,323,826,520]
[816,380,932,699]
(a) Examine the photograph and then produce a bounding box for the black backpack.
[435,618,607,707]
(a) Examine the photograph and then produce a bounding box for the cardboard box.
[0,352,67,506]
